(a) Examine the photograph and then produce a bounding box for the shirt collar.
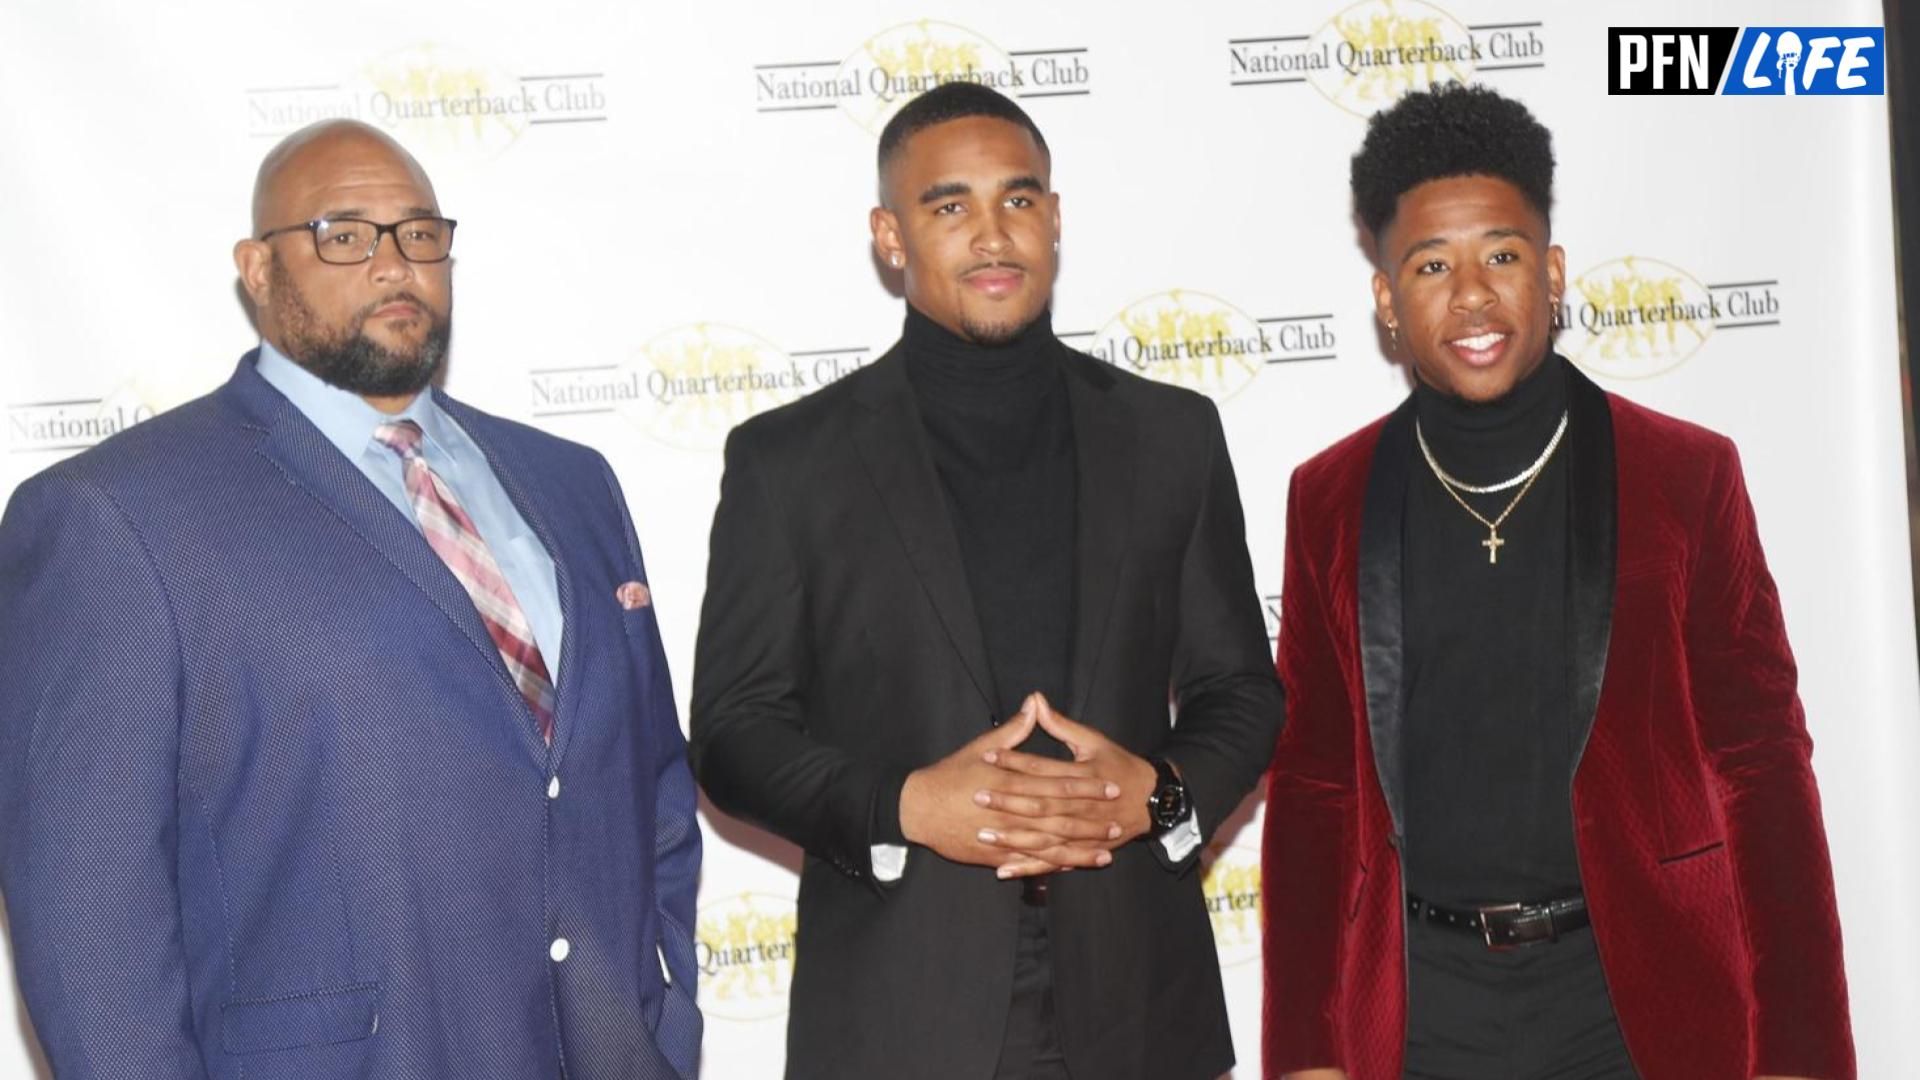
[255,340,451,462]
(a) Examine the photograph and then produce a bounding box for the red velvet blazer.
[1260,366,1854,1079]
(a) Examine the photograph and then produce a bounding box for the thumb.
[985,695,1040,750]
[1032,693,1094,759]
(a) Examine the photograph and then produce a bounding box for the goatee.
[270,258,450,397]
[957,310,1043,348]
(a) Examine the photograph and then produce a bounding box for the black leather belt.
[1407,893,1588,949]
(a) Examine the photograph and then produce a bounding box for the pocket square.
[616,581,651,610]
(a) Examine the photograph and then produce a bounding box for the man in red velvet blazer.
[1261,85,1853,1080]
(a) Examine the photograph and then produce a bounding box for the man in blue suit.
[0,120,701,1079]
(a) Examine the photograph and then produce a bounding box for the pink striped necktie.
[373,419,556,744]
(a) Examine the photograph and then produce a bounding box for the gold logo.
[357,44,530,161]
[695,891,799,1022]
[634,323,810,452]
[244,45,606,165]
[1200,843,1262,968]
[529,327,868,452]
[838,21,1014,134]
[1558,256,1719,380]
[1082,290,1308,403]
[755,23,1088,124]
[1307,0,1478,116]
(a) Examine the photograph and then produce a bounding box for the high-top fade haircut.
[1350,82,1555,241]
[876,82,1050,192]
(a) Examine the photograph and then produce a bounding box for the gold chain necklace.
[1415,412,1568,565]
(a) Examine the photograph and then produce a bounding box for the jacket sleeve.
[1260,469,1359,1072]
[1156,400,1287,870]
[1683,437,1855,1078]
[688,425,907,887]
[599,456,704,1078]
[0,471,209,1078]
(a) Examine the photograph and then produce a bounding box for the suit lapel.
[1062,351,1133,720]
[437,394,579,768]
[849,351,998,714]
[229,358,548,766]
[1358,397,1415,837]
[1355,365,1620,824]
[1564,364,1618,773]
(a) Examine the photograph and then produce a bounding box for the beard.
[956,313,1026,347]
[269,258,451,397]
[957,303,1053,347]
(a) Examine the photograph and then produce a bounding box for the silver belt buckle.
[1477,901,1524,950]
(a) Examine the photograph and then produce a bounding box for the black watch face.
[1153,782,1187,829]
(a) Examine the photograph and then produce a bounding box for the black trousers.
[1403,917,1638,1080]
[992,903,1073,1080]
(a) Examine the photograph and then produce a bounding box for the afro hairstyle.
[1350,82,1555,241]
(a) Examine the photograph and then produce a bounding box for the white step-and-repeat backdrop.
[3,1,1914,1076]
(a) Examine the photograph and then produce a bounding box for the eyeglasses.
[257,216,458,265]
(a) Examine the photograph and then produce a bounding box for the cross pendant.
[1483,529,1505,565]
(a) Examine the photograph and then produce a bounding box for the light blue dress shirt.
[255,342,565,673]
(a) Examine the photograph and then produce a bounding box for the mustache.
[961,260,1027,275]
[355,291,442,322]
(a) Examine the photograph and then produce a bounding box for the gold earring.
[1387,322,1399,353]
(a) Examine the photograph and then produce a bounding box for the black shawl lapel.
[1358,396,1416,837]
[1358,361,1617,832]
[1564,362,1618,773]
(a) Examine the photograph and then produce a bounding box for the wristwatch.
[1144,757,1188,836]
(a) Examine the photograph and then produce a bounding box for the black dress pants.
[992,903,1073,1080]
[1403,917,1638,1080]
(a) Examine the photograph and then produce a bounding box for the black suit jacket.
[689,339,1283,1080]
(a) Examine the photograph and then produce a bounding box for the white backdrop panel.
[2,1,1913,1077]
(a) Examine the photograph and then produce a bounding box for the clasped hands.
[898,692,1158,879]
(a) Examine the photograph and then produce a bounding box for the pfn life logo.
[1608,26,1883,95]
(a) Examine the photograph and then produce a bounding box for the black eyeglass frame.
[256,216,459,264]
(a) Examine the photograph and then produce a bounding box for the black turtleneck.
[902,303,1077,758]
[1402,353,1580,907]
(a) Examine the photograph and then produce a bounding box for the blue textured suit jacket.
[0,353,702,1079]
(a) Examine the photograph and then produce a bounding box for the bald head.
[250,120,438,236]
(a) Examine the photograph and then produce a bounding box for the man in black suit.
[689,83,1283,1080]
